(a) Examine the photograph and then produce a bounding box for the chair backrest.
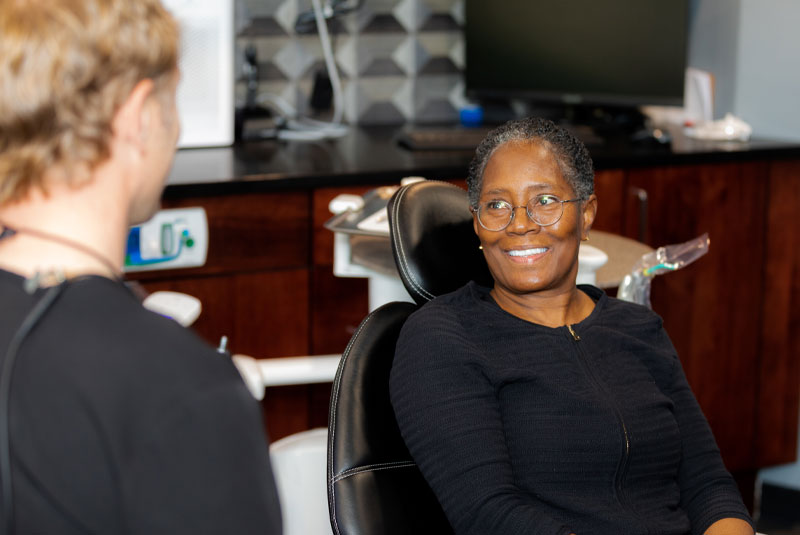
[327,301,450,535]
[327,181,489,535]
[388,180,493,304]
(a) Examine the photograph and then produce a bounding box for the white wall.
[733,0,800,141]
[687,0,741,120]
[688,0,800,141]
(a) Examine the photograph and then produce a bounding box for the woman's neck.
[489,285,596,328]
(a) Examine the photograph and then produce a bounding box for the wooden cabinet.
[627,162,769,472]
[621,160,800,506]
[756,160,800,468]
[591,169,627,235]
[129,191,321,440]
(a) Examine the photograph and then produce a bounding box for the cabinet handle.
[631,187,648,243]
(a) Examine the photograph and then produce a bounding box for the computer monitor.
[465,0,690,110]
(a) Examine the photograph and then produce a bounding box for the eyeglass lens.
[478,195,566,230]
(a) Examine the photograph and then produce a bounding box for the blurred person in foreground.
[390,117,753,535]
[0,0,281,533]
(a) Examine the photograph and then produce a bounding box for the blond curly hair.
[0,0,179,205]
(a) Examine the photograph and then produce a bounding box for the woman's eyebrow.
[525,183,553,192]
[483,188,511,196]
[483,183,553,196]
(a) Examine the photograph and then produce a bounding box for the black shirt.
[390,282,752,535]
[0,269,282,534]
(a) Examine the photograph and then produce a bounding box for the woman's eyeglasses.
[472,194,582,231]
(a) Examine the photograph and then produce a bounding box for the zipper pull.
[567,324,581,341]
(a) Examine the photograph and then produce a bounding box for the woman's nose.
[507,205,540,233]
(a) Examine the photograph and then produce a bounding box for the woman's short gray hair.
[466,117,595,207]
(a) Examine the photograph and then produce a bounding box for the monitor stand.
[478,99,650,146]
[561,103,647,139]
[558,123,606,147]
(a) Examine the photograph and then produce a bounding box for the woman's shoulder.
[580,285,675,358]
[581,285,664,327]
[581,287,678,375]
[420,280,485,308]
[397,282,491,354]
[407,281,489,327]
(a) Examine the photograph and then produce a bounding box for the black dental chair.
[326,181,493,535]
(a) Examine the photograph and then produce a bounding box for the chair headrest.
[388,181,493,305]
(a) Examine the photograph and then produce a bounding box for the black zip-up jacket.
[390,282,752,535]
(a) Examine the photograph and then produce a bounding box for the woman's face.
[473,140,596,298]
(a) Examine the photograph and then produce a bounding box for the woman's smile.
[504,246,549,262]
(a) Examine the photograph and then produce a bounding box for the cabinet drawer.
[132,191,310,280]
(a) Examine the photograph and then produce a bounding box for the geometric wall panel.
[236,0,465,125]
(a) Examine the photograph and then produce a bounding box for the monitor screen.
[465,0,690,108]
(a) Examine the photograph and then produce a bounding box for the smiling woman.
[389,117,755,535]
[471,139,597,326]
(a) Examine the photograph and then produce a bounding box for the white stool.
[269,428,333,535]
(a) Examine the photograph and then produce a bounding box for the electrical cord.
[0,280,67,534]
[294,0,364,33]
[258,0,350,142]
[311,0,344,127]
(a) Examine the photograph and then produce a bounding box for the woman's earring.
[478,245,484,250]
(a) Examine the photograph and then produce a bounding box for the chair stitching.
[391,185,435,302]
[328,311,379,535]
[332,460,418,483]
[336,460,416,479]
[391,186,434,301]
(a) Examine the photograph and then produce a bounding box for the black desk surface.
[165,125,800,197]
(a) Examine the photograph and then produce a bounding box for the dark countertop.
[165,125,800,197]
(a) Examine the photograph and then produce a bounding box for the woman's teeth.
[507,247,547,257]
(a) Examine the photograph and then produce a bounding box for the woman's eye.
[486,200,509,211]
[537,195,558,206]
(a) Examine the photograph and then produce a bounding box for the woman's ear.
[581,194,598,239]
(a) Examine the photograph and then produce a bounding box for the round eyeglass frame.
[471,194,583,231]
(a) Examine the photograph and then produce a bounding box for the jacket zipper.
[567,324,580,341]
[567,324,634,514]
